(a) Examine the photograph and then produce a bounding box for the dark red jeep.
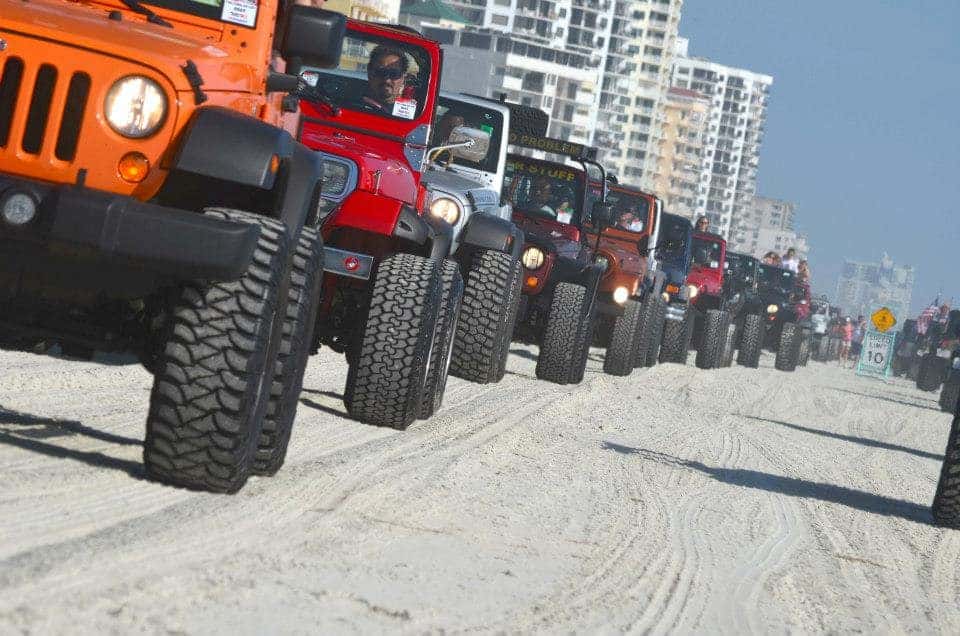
[686,231,733,369]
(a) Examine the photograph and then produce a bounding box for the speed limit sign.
[857,329,895,378]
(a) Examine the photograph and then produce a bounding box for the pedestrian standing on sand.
[851,315,867,359]
[782,248,799,273]
[695,216,709,233]
[839,317,854,366]
[798,259,810,282]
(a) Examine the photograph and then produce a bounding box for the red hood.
[687,264,723,300]
[513,212,582,259]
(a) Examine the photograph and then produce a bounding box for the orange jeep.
[0,1,346,492]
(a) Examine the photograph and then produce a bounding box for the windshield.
[142,0,257,26]
[300,30,433,121]
[432,97,503,174]
[758,265,795,292]
[725,253,757,283]
[504,157,584,226]
[605,189,650,235]
[692,236,723,269]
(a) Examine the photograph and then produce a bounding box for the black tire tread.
[695,309,725,370]
[604,298,643,376]
[775,322,800,372]
[537,282,589,384]
[419,259,464,419]
[737,313,763,368]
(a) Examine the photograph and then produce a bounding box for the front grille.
[0,57,91,162]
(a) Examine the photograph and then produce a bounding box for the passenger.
[839,317,854,366]
[852,315,867,358]
[556,200,574,223]
[782,248,799,273]
[798,259,810,282]
[695,216,709,233]
[363,45,409,112]
[531,178,556,217]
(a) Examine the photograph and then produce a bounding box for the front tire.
[918,353,947,392]
[638,295,667,368]
[144,210,289,493]
[603,298,643,376]
[941,370,960,413]
[932,405,960,527]
[737,313,763,368]
[695,309,726,369]
[775,322,801,372]
[419,260,464,419]
[344,254,441,429]
[537,282,591,384]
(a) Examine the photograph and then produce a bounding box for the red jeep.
[297,21,458,429]
[686,231,732,369]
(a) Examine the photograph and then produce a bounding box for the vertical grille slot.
[0,57,25,149]
[55,72,91,161]
[22,63,58,155]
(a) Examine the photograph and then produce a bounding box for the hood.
[421,168,500,213]
[302,125,419,206]
[5,0,258,93]
[687,263,722,295]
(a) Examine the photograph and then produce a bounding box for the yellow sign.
[871,307,897,333]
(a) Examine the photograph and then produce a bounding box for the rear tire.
[450,250,521,384]
[344,254,441,429]
[695,309,726,369]
[775,322,801,372]
[144,210,289,493]
[253,225,324,476]
[659,313,688,364]
[603,299,643,376]
[940,369,960,413]
[419,260,464,419]
[737,313,763,368]
[537,282,590,384]
[918,353,947,392]
[932,406,960,527]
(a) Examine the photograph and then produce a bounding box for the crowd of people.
[760,247,810,283]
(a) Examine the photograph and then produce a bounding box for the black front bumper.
[0,174,259,281]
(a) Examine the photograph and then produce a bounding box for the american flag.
[917,302,939,335]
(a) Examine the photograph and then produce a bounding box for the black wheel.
[720,318,737,368]
[932,406,960,527]
[695,309,726,369]
[419,259,464,419]
[253,225,324,476]
[450,250,521,384]
[737,313,763,368]
[659,314,688,364]
[144,210,289,493]
[638,295,667,368]
[603,298,643,376]
[344,254,441,429]
[918,353,947,392]
[537,282,590,384]
[798,337,810,367]
[775,322,801,372]
[634,294,661,368]
[568,297,598,385]
[940,370,960,413]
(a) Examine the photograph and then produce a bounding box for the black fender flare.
[402,207,453,260]
[461,214,523,260]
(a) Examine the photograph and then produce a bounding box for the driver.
[617,209,644,232]
[531,178,556,217]
[363,45,409,111]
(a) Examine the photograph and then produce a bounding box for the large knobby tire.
[932,406,960,527]
[940,370,960,413]
[720,318,737,368]
[344,254,441,429]
[634,294,660,368]
[640,296,667,368]
[659,314,688,364]
[798,337,810,367]
[253,225,324,476]
[603,298,643,376]
[737,313,763,368]
[419,260,464,420]
[775,322,801,372]
[695,309,726,370]
[144,210,289,493]
[450,250,521,384]
[567,296,597,385]
[917,353,946,392]
[537,282,590,384]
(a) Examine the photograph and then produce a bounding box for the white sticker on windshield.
[392,98,417,120]
[221,0,257,27]
[710,260,719,268]
[557,212,572,224]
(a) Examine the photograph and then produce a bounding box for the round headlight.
[661,292,670,303]
[687,284,699,299]
[429,196,461,225]
[104,76,167,138]
[767,304,779,313]
[2,192,37,226]
[613,286,629,304]
[595,255,610,271]
[321,160,350,196]
[522,246,545,270]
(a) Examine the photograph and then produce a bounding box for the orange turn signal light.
[269,154,281,174]
[118,152,150,183]
[525,276,539,288]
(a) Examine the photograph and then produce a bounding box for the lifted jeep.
[502,134,610,384]
[721,251,763,368]
[655,213,695,365]
[686,232,732,369]
[0,1,346,491]
[755,263,804,371]
[297,20,460,429]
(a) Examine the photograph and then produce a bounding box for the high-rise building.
[650,86,710,220]
[835,254,915,322]
[732,195,807,259]
[670,40,772,239]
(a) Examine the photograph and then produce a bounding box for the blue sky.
[679,0,959,314]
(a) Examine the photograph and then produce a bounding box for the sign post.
[857,329,895,378]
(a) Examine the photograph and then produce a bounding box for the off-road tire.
[419,260,464,419]
[695,309,726,369]
[252,226,324,476]
[798,338,810,367]
[450,250,520,384]
[634,294,661,368]
[640,296,667,368]
[940,370,960,413]
[720,318,737,368]
[344,254,441,429]
[144,210,289,493]
[659,315,688,364]
[932,406,960,527]
[775,322,801,372]
[604,299,643,376]
[737,313,763,368]
[918,353,947,392]
[537,282,590,384]
[567,297,597,385]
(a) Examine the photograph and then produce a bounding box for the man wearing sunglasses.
[363,45,409,112]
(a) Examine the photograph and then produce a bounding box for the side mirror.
[447,126,491,163]
[281,7,346,70]
[591,201,614,228]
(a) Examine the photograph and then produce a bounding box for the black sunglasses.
[370,66,404,80]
